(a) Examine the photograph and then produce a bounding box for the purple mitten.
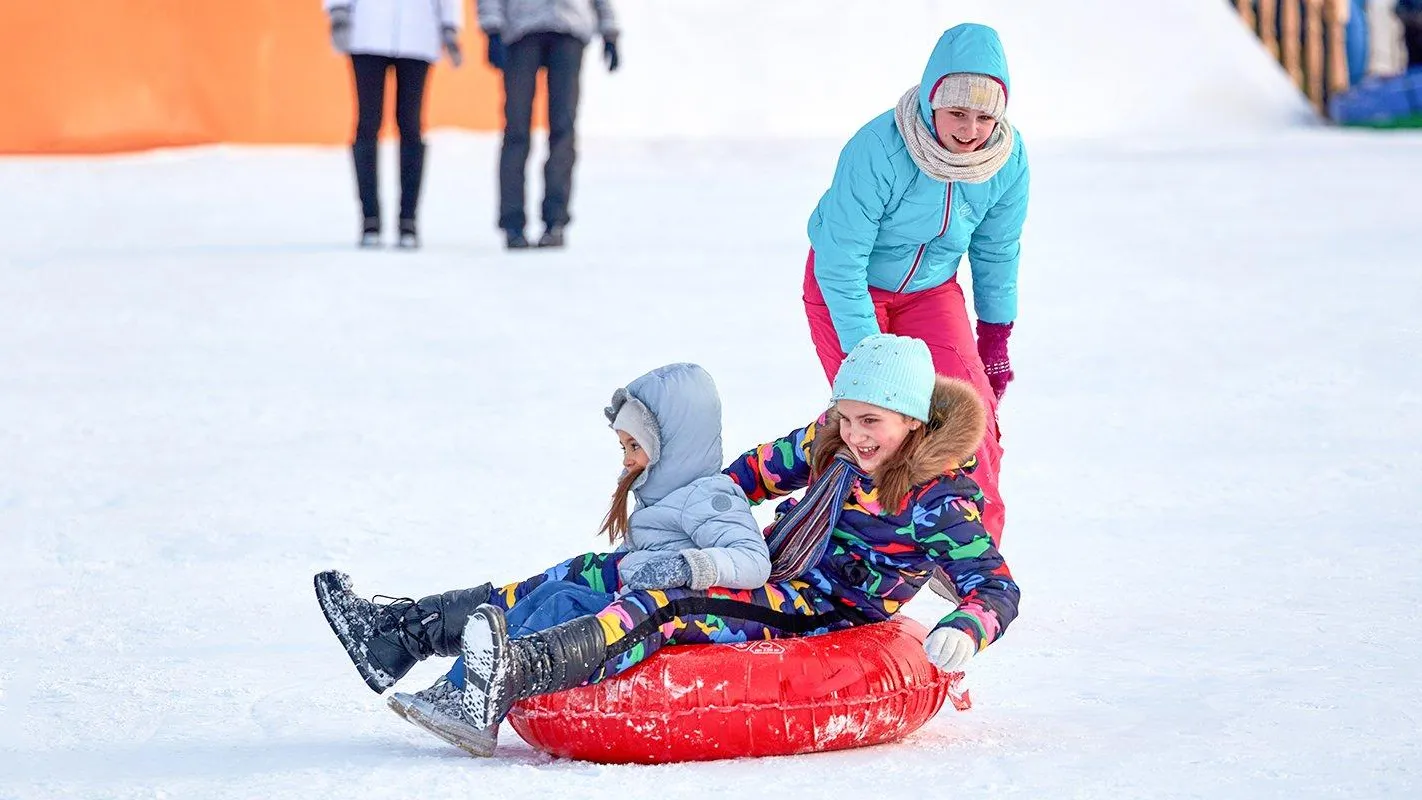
[976,321,1014,400]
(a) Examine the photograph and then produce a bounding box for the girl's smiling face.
[835,399,922,473]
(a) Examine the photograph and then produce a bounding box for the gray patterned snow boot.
[387,676,498,757]
[460,604,606,742]
[313,570,493,693]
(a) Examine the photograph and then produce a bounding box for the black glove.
[603,37,620,72]
[442,26,463,68]
[486,32,506,71]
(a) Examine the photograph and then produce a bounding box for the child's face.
[617,430,649,473]
[934,106,998,153]
[835,399,921,473]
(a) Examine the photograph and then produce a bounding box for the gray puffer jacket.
[608,364,770,591]
[476,0,619,46]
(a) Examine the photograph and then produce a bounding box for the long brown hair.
[598,466,645,544]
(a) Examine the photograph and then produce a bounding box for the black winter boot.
[535,225,564,249]
[313,570,493,693]
[398,139,425,225]
[460,605,606,737]
[504,228,530,250]
[360,216,381,248]
[352,140,380,222]
[396,218,419,250]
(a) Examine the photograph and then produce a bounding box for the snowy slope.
[3,126,1420,800]
[2,2,1419,799]
[578,0,1317,140]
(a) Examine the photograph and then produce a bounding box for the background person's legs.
[392,57,431,240]
[350,54,391,239]
[539,33,586,245]
[498,36,543,241]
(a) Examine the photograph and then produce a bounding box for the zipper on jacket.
[895,182,953,293]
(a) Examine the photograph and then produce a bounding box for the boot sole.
[388,693,498,757]
[460,605,509,731]
[313,571,395,694]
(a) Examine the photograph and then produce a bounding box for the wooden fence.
[1233,0,1354,113]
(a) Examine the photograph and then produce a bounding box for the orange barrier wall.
[0,1,525,154]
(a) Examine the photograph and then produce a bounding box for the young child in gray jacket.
[315,362,769,754]
[602,362,770,592]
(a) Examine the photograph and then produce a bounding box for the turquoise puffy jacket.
[807,23,1031,354]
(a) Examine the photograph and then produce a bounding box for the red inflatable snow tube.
[507,617,969,764]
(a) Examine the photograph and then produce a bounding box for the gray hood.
[604,363,723,508]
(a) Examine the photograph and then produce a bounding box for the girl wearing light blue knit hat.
[829,333,939,473]
[743,331,1016,676]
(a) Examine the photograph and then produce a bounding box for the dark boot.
[398,139,425,226]
[352,140,380,223]
[535,225,565,249]
[460,605,606,738]
[360,216,381,248]
[313,570,493,693]
[396,218,419,250]
[504,228,530,250]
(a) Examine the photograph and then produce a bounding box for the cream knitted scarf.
[894,85,1014,184]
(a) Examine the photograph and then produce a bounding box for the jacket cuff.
[935,614,986,652]
[681,549,718,591]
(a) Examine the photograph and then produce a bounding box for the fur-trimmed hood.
[911,376,988,482]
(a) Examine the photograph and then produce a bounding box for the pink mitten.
[976,321,1014,400]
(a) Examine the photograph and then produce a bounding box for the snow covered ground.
[4,2,1422,798]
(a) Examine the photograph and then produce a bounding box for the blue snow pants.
[444,580,615,689]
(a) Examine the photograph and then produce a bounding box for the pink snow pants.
[801,249,1006,543]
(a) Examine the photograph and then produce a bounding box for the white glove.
[924,627,976,671]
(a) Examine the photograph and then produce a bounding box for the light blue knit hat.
[830,334,936,422]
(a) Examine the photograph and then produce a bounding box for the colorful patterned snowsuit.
[483,414,1021,683]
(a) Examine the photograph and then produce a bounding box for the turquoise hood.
[916,23,1012,128]
[805,23,1030,353]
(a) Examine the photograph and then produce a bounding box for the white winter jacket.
[324,0,464,63]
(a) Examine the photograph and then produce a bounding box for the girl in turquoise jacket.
[803,23,1030,544]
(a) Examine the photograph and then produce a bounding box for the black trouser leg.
[393,57,430,223]
[498,35,544,232]
[541,34,585,229]
[350,54,391,222]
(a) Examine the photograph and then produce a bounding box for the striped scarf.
[765,453,862,581]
